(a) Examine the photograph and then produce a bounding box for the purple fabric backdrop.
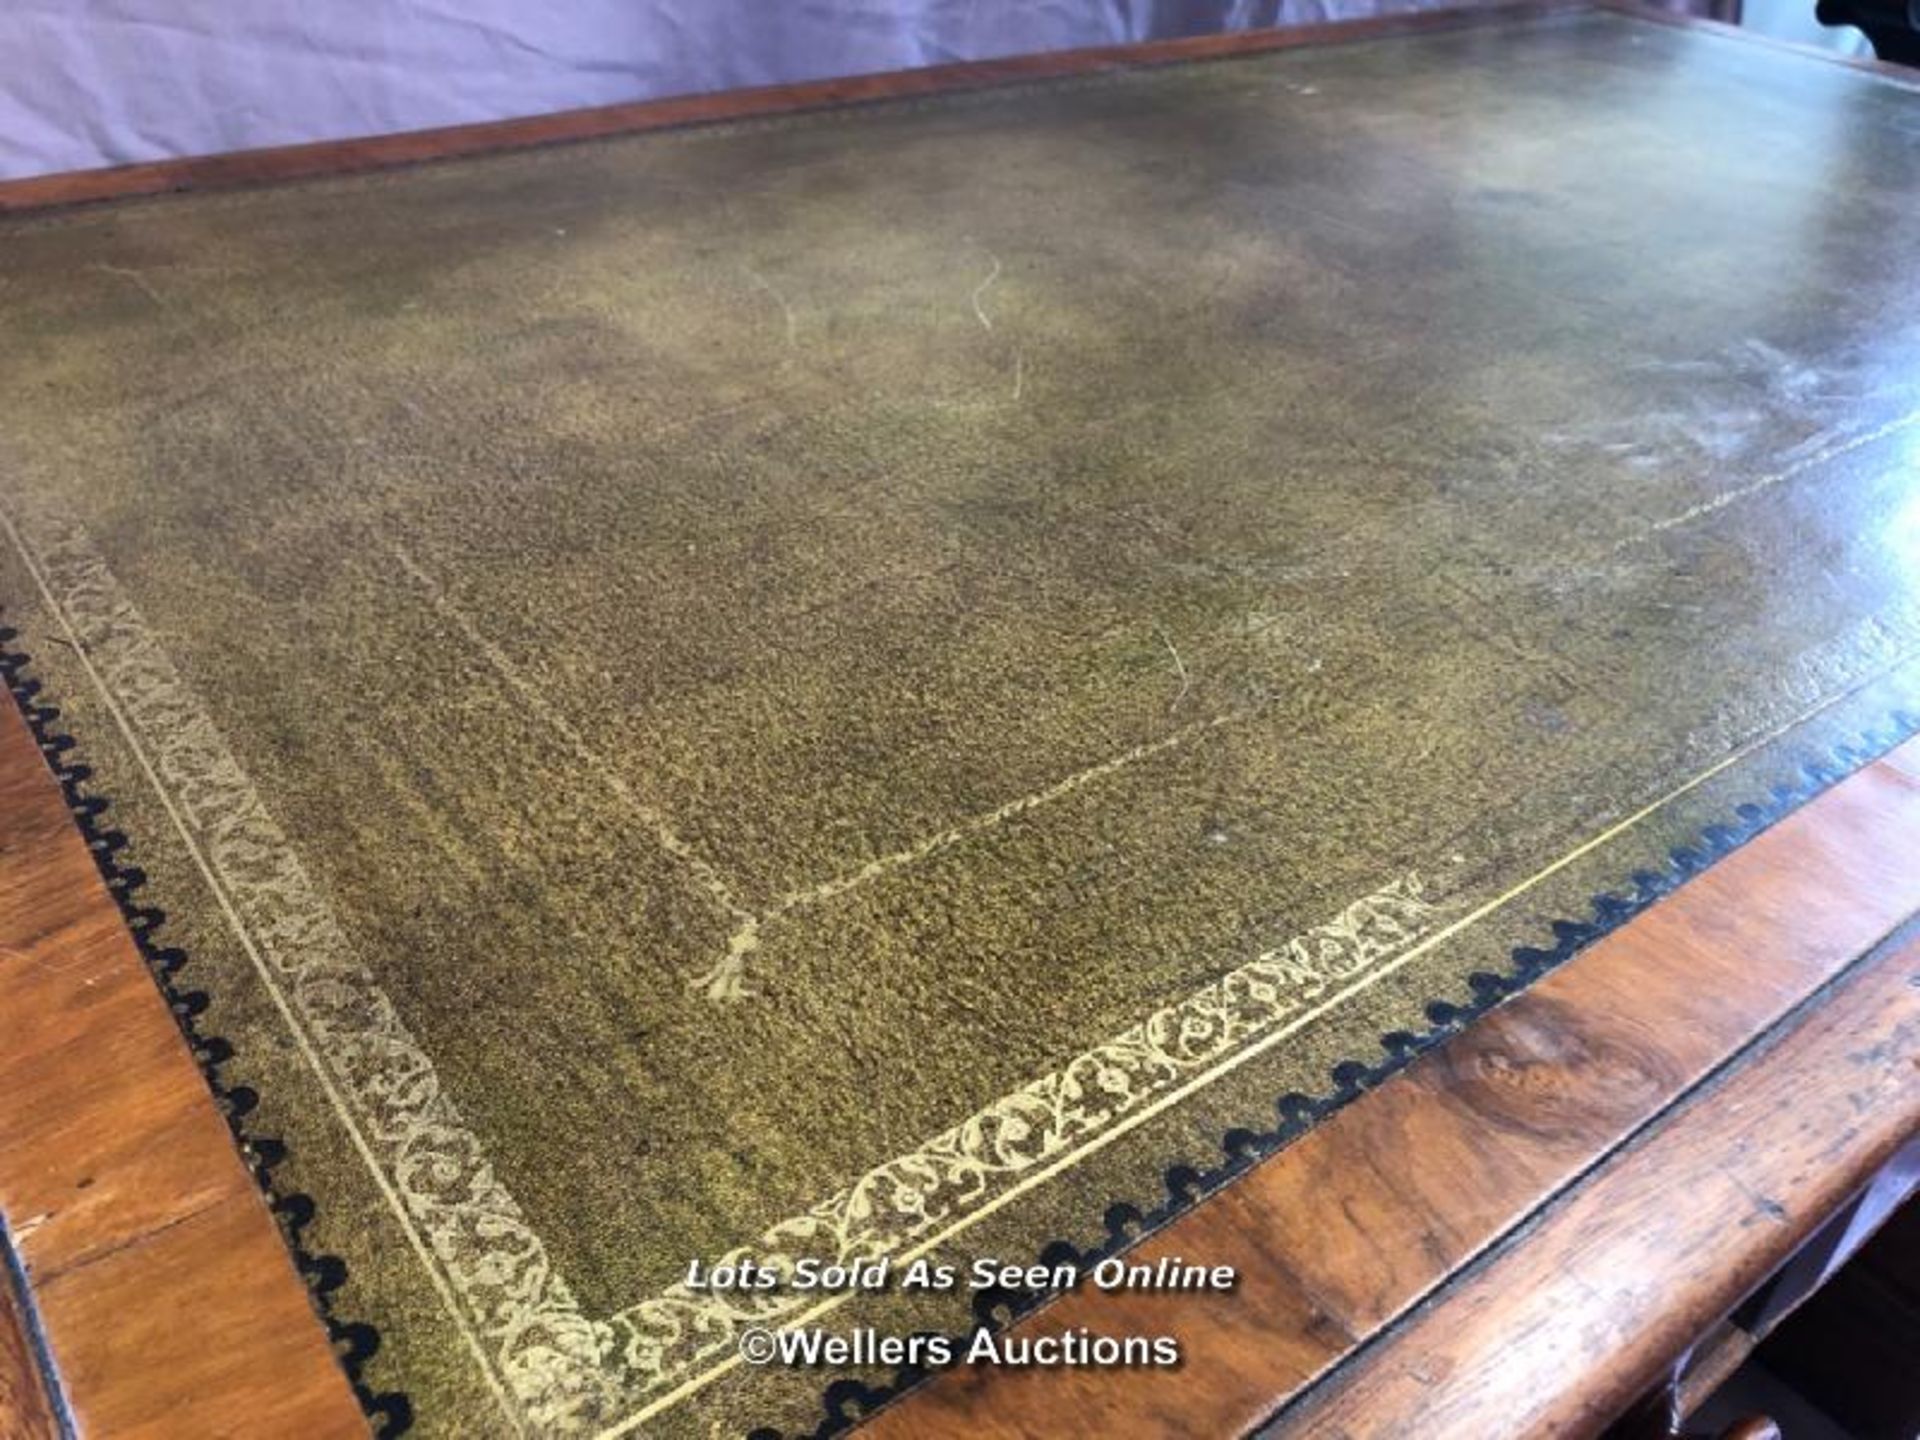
[0,0,1477,180]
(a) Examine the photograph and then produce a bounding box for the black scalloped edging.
[0,625,412,1437]
[11,592,1915,1439]
[763,706,1920,1440]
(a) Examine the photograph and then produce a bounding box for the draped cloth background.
[1,9,1912,1438]
[0,0,1829,183]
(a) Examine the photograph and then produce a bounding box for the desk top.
[4,6,1920,1436]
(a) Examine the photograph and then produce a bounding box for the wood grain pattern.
[1,9,1918,1434]
[0,695,366,1438]
[871,741,1920,1438]
[1278,926,1920,1438]
[0,1237,60,1440]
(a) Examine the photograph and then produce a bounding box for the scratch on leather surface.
[605,874,1440,1401]
[0,503,618,1432]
